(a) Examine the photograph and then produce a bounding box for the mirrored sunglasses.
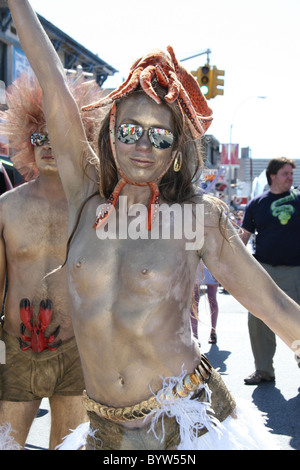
[117,124,175,150]
[30,132,49,147]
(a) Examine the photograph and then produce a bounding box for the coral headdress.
[82,45,213,137]
[82,46,213,231]
[0,72,105,181]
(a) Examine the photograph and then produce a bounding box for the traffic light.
[192,64,225,99]
[210,66,225,98]
[192,64,212,99]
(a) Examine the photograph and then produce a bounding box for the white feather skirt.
[56,399,278,450]
[0,423,21,450]
[0,370,279,450]
[57,372,279,451]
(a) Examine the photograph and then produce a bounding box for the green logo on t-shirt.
[270,190,296,225]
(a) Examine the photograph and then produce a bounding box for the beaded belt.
[82,355,212,423]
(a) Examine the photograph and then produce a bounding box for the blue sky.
[29,0,300,160]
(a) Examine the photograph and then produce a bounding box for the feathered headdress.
[0,72,106,181]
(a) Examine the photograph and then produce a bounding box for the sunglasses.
[30,133,50,147]
[117,123,175,150]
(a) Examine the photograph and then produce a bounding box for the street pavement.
[25,290,300,450]
[196,289,300,451]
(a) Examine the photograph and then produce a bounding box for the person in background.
[241,157,300,385]
[0,72,103,449]
[191,261,219,344]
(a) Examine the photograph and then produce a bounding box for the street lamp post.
[227,96,267,206]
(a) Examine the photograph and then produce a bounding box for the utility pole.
[180,49,211,63]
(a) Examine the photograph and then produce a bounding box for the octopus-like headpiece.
[82,45,213,137]
[0,72,106,181]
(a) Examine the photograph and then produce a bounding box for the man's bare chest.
[4,203,68,260]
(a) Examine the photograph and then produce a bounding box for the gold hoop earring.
[173,152,182,172]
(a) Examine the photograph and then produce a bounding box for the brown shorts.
[86,368,236,450]
[0,329,85,401]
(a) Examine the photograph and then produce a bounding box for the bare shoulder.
[0,181,33,202]
[197,194,239,258]
[190,193,228,227]
[0,182,26,204]
[0,181,34,218]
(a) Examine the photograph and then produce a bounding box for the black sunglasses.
[117,123,175,150]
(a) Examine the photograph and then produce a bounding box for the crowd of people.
[0,0,299,451]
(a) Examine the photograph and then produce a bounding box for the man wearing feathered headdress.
[0,71,105,449]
